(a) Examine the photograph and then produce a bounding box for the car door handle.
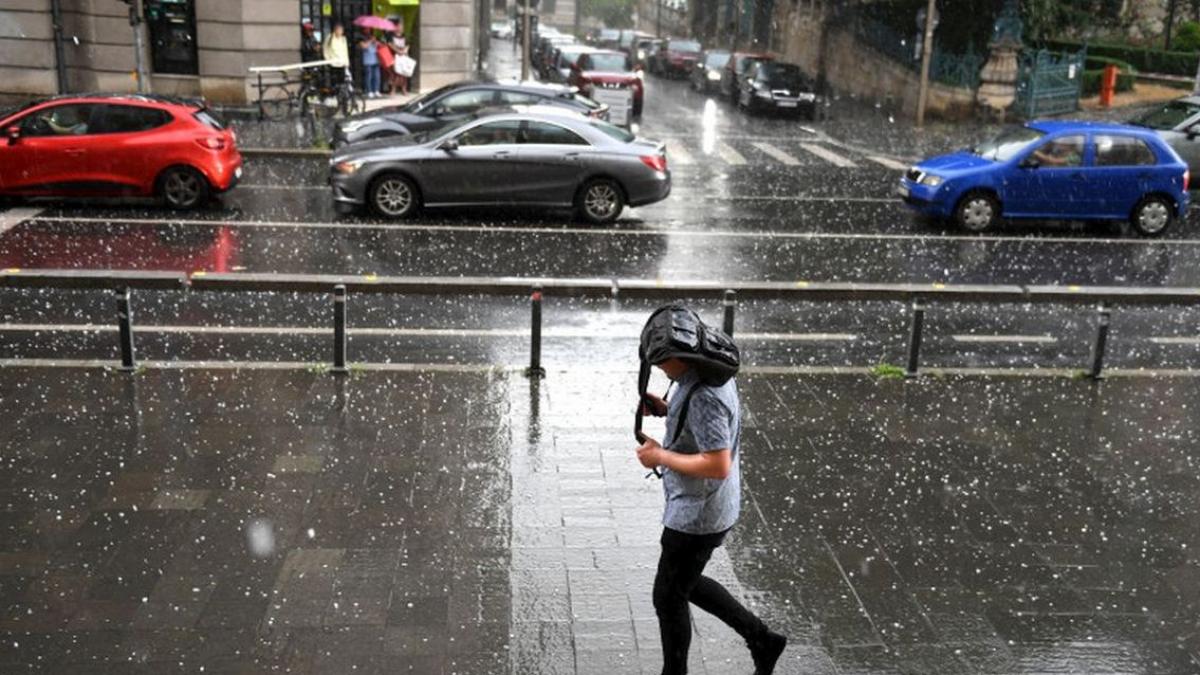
[564,152,582,161]
[492,150,512,158]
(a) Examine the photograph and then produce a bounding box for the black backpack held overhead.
[635,304,740,450]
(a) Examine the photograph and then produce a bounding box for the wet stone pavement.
[1,366,1200,673]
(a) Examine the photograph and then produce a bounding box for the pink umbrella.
[353,15,397,32]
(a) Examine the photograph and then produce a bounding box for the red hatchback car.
[0,94,242,209]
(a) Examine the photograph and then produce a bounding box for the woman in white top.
[390,28,412,95]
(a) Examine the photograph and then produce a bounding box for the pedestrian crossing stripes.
[868,156,911,171]
[798,143,858,168]
[750,142,801,166]
[716,142,747,165]
[668,143,694,165]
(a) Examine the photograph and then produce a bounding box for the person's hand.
[641,393,668,417]
[636,437,663,469]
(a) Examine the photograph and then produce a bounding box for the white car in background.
[490,20,514,39]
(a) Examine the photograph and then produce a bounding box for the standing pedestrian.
[300,22,321,63]
[376,33,396,95]
[323,22,350,89]
[359,32,382,98]
[635,305,788,675]
[390,28,413,96]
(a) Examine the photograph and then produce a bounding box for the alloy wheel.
[164,170,202,208]
[374,177,413,217]
[584,183,619,221]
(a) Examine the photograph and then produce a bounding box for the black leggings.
[652,527,767,674]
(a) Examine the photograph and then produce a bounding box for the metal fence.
[5,269,1199,379]
[852,16,984,90]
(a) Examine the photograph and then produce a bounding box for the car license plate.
[896,184,909,198]
[778,101,798,108]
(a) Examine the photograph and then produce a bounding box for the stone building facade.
[0,0,481,104]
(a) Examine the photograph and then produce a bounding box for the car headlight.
[755,88,772,99]
[637,49,646,60]
[707,70,721,81]
[333,160,365,175]
[919,174,944,187]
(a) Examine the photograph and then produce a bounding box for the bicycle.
[255,65,364,121]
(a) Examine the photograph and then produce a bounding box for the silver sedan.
[329,110,670,224]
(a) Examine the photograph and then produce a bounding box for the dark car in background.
[690,50,731,94]
[546,45,597,83]
[632,37,665,70]
[1131,95,1200,176]
[329,110,670,224]
[570,50,645,117]
[735,61,826,119]
[719,52,774,99]
[589,28,621,48]
[533,35,577,73]
[650,39,703,78]
[333,81,606,146]
[0,93,241,210]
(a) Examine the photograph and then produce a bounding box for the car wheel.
[369,173,420,218]
[159,166,210,210]
[577,179,624,225]
[1131,195,1174,236]
[954,191,999,233]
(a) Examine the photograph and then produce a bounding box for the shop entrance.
[299,0,420,90]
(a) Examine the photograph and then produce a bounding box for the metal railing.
[4,268,1200,379]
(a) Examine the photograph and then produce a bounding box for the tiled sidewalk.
[2,366,1200,674]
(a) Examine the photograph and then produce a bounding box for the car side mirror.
[5,126,19,145]
[440,138,459,152]
[1188,125,1200,141]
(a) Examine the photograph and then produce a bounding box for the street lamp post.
[122,0,148,93]
[521,0,531,80]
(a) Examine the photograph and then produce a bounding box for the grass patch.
[870,363,907,379]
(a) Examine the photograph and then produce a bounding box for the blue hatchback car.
[898,121,1190,236]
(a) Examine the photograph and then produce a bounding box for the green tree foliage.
[581,0,635,28]
[1175,20,1200,51]
[1021,0,1124,42]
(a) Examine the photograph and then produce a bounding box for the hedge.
[1044,39,1198,77]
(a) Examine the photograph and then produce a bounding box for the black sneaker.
[750,630,787,675]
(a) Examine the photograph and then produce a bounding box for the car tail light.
[641,155,667,172]
[1185,170,1190,191]
[197,137,226,150]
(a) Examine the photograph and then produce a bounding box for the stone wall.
[419,0,478,89]
[772,4,976,120]
[0,0,57,98]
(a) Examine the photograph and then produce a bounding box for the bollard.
[723,289,736,337]
[1089,302,1111,380]
[905,297,926,378]
[332,285,348,374]
[526,286,546,378]
[116,287,136,372]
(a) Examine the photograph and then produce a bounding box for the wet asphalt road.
[3,45,1200,372]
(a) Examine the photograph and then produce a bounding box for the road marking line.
[798,143,858,168]
[0,323,857,342]
[716,142,747,165]
[0,207,44,235]
[668,143,694,165]
[28,215,1199,246]
[751,142,801,166]
[240,184,325,191]
[951,334,1058,344]
[1149,336,1200,345]
[868,156,910,171]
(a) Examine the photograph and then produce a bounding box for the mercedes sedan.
[332,81,606,146]
[329,110,670,224]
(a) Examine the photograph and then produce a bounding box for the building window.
[145,0,199,75]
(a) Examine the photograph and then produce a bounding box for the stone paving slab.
[1,366,1200,673]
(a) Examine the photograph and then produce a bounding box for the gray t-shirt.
[660,369,741,535]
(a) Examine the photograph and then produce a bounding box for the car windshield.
[760,63,807,88]
[588,118,635,142]
[193,110,224,130]
[972,126,1046,161]
[705,52,730,67]
[587,54,630,71]
[669,40,701,52]
[1132,100,1200,130]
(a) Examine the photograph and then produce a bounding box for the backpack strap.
[670,384,703,449]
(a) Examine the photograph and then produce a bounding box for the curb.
[241,147,332,158]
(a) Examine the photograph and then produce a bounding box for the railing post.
[723,289,736,337]
[526,285,545,378]
[905,297,926,378]
[1089,301,1111,380]
[332,284,348,374]
[116,287,136,372]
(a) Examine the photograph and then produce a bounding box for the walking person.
[359,32,382,98]
[635,305,788,675]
